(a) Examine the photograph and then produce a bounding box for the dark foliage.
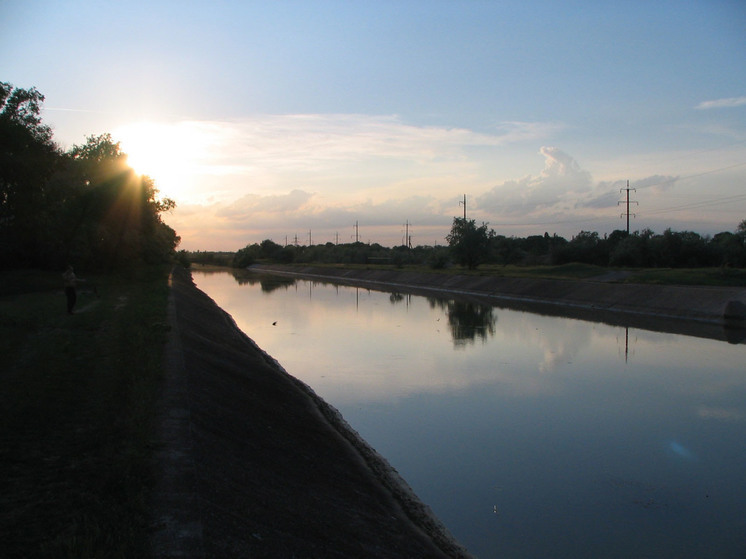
[0,82,179,271]
[231,219,746,272]
[446,217,493,269]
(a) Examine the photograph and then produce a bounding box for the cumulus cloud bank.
[477,147,593,216]
[476,148,680,230]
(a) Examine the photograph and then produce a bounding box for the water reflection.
[429,299,498,347]
[384,292,500,346]
[225,267,502,347]
[230,271,296,292]
[192,270,746,559]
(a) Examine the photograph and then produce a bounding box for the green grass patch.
[0,266,171,558]
[619,267,746,287]
[270,261,746,286]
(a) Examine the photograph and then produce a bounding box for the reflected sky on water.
[194,270,746,559]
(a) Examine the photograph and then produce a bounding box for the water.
[193,269,746,559]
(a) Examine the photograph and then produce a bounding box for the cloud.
[158,116,742,250]
[632,174,679,193]
[153,114,564,246]
[217,189,314,220]
[579,175,678,210]
[695,96,746,110]
[477,146,593,216]
[123,114,561,210]
[476,148,688,235]
[213,190,450,232]
[186,115,560,174]
[696,406,744,422]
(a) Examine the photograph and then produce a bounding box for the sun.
[115,121,205,201]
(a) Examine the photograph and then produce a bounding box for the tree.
[64,134,179,268]
[446,217,492,269]
[259,239,284,259]
[0,82,61,266]
[0,83,179,270]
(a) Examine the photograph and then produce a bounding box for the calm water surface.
[193,270,746,559]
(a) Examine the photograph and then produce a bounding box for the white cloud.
[695,96,746,110]
[217,189,314,220]
[474,148,693,237]
[631,174,679,193]
[182,114,559,173]
[122,114,560,208]
[477,146,593,216]
[580,175,678,209]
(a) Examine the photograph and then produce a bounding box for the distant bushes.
[226,219,746,271]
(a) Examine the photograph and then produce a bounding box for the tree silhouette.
[0,82,61,266]
[446,217,492,269]
[0,82,179,270]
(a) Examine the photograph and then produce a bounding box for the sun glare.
[115,121,207,201]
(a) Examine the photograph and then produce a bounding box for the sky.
[2,0,745,250]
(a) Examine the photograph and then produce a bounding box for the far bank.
[246,264,746,344]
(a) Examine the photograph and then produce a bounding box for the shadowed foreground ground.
[150,267,471,558]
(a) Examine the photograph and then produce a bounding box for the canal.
[193,269,746,559]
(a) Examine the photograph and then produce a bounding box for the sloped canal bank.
[248,264,746,343]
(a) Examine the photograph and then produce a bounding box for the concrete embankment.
[152,266,471,558]
[249,264,746,343]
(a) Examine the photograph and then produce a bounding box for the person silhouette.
[62,265,84,314]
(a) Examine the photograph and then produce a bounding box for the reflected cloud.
[696,406,744,422]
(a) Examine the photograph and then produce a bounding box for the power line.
[641,193,746,216]
[634,161,746,190]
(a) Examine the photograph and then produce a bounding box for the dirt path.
[150,267,471,558]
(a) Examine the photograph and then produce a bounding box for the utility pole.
[459,194,467,220]
[618,180,638,234]
[403,220,412,248]
[308,229,312,246]
[353,221,359,243]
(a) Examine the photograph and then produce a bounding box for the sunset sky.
[3,0,745,250]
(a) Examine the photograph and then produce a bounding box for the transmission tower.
[403,220,412,248]
[618,180,638,234]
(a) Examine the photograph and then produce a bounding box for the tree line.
[223,217,746,271]
[1,82,179,271]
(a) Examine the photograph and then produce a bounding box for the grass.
[0,265,171,558]
[619,266,746,287]
[266,261,746,287]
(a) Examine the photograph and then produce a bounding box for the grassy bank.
[0,266,171,558]
[244,261,746,287]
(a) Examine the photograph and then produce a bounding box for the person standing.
[62,265,84,314]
